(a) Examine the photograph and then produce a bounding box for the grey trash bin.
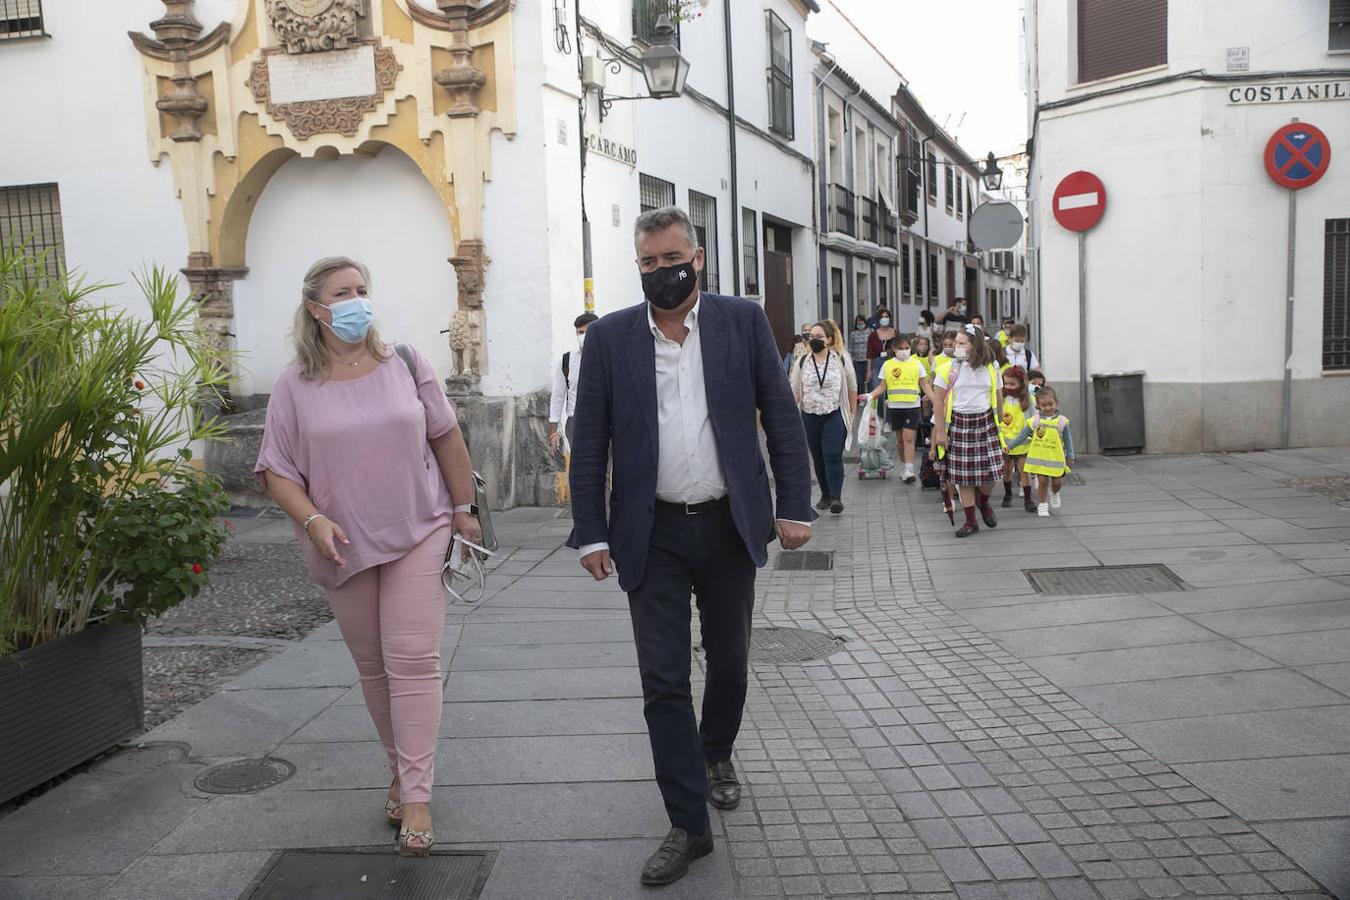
[1092,371,1145,454]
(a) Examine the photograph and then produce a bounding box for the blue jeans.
[802,409,846,501]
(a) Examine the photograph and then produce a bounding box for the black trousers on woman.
[626,497,755,838]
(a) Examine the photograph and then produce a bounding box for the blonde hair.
[292,256,389,380]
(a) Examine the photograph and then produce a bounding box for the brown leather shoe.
[707,761,741,810]
[640,827,713,886]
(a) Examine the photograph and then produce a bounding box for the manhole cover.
[554,506,572,519]
[242,848,494,900]
[193,757,295,795]
[750,627,843,664]
[1024,564,1185,596]
[774,550,834,571]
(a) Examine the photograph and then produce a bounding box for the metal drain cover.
[774,550,834,571]
[193,756,295,794]
[1024,564,1185,596]
[242,848,494,900]
[750,627,842,664]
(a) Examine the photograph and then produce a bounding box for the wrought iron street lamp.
[598,15,690,120]
[981,152,1004,192]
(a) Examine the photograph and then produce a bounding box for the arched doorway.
[232,147,457,398]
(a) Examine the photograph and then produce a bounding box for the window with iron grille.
[927,252,938,303]
[913,244,924,303]
[901,241,911,302]
[944,164,954,212]
[766,11,794,139]
[742,208,759,296]
[632,0,680,47]
[639,173,675,213]
[688,189,719,294]
[1077,0,1167,83]
[1326,219,1350,370]
[1333,0,1350,51]
[1,0,46,39]
[956,175,964,219]
[902,129,922,217]
[1,183,65,279]
[925,153,938,205]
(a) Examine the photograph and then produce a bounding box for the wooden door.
[763,250,794,357]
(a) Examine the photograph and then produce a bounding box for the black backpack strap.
[561,351,571,388]
[394,343,417,381]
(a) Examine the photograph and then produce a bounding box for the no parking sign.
[1264,122,1330,190]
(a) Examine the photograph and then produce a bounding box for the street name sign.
[1263,122,1331,190]
[1052,171,1107,232]
[968,201,1025,250]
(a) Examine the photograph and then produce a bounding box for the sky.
[821,0,1029,160]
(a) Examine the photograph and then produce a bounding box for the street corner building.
[0,0,821,507]
[1025,0,1350,452]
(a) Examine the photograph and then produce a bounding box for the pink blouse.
[253,345,457,588]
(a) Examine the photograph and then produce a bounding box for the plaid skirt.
[942,410,1005,486]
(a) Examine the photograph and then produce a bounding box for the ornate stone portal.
[129,0,516,394]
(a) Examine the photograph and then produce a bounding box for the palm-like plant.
[0,244,233,654]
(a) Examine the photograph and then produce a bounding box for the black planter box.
[0,623,143,804]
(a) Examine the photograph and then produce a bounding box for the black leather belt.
[656,496,730,516]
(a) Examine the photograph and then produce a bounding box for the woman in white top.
[790,320,858,514]
[931,325,1006,537]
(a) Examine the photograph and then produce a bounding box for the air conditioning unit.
[581,55,607,91]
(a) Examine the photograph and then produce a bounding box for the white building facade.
[0,0,818,506]
[1026,0,1350,452]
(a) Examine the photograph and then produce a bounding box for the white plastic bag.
[856,402,881,449]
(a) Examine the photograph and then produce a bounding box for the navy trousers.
[626,499,756,837]
[802,409,846,501]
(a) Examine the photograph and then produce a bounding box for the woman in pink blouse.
[254,256,481,857]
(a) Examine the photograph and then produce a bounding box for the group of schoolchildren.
[843,308,1076,538]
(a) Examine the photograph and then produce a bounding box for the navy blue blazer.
[566,293,815,592]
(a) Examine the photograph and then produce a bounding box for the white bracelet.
[452,504,473,514]
[302,513,326,532]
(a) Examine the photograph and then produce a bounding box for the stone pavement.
[1,448,1348,899]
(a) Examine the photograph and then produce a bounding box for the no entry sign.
[1264,122,1330,190]
[1053,171,1107,232]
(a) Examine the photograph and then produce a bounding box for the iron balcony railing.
[827,184,855,237]
[857,196,878,244]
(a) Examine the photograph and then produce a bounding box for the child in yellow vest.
[1005,385,1076,517]
[858,334,931,483]
[998,366,1036,511]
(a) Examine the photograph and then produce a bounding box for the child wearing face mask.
[1004,324,1039,372]
[931,331,960,383]
[998,366,1036,512]
[847,314,871,392]
[858,334,930,483]
[1005,385,1075,517]
[996,318,1015,347]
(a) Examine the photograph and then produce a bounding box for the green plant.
[0,243,233,654]
[97,469,231,626]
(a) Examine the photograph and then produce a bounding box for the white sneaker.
[1050,491,1062,509]
[902,463,915,483]
[1037,502,1050,518]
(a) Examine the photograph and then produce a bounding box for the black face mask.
[809,338,826,353]
[641,261,698,310]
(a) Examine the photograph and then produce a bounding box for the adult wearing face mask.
[548,312,598,455]
[255,257,482,858]
[790,320,858,513]
[865,308,897,392]
[567,207,814,887]
[936,297,971,327]
[847,313,871,391]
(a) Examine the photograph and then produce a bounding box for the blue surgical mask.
[321,297,374,343]
[879,317,891,327]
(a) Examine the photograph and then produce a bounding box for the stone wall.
[207,388,561,510]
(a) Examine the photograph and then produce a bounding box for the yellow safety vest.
[883,357,925,406]
[1024,415,1069,476]
[996,330,1010,347]
[1000,396,1031,456]
[932,354,954,381]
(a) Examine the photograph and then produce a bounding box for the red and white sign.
[1263,122,1331,190]
[1053,171,1108,232]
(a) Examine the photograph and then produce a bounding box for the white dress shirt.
[548,346,581,426]
[1005,346,1039,372]
[577,297,806,560]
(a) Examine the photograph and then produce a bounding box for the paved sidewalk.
[1,448,1348,899]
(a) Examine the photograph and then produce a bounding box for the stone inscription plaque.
[268,45,376,105]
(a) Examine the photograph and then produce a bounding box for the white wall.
[233,150,457,396]
[1,2,193,316]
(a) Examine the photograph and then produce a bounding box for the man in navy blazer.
[568,206,814,886]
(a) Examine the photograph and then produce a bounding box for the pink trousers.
[325,526,450,804]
